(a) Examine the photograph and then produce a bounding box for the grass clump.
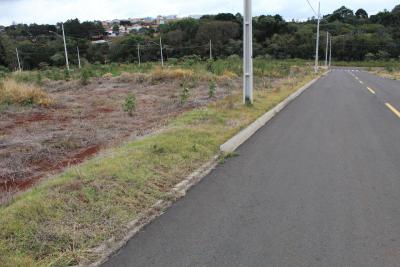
[123,93,136,116]
[180,83,190,104]
[208,79,216,98]
[0,79,53,107]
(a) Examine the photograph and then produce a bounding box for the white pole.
[209,39,212,60]
[15,48,22,72]
[314,1,320,73]
[325,31,329,67]
[77,46,81,69]
[329,35,332,67]
[243,0,253,104]
[137,44,141,66]
[61,23,70,71]
[159,36,164,67]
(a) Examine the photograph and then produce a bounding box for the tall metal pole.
[209,39,213,60]
[314,1,320,73]
[15,48,22,72]
[159,36,164,67]
[243,0,253,104]
[61,23,70,71]
[77,46,81,69]
[329,35,332,67]
[325,31,329,67]
[137,44,141,66]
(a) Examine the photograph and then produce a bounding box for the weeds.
[123,93,136,116]
[0,79,53,107]
[80,68,91,85]
[208,79,216,98]
[180,83,190,104]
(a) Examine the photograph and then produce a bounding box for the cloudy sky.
[0,0,398,25]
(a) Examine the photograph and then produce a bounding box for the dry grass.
[150,67,195,82]
[373,70,400,80]
[0,79,53,107]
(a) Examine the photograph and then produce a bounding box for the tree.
[355,9,368,19]
[112,24,120,35]
[215,13,239,23]
[392,5,400,14]
[328,6,355,22]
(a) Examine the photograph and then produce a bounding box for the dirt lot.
[0,75,238,203]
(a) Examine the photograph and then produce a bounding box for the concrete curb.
[220,73,327,153]
[87,156,219,267]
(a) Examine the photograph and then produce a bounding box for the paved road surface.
[103,69,400,266]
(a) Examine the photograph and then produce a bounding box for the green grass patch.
[0,65,316,266]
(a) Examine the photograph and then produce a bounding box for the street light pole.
[15,48,22,72]
[243,0,253,104]
[325,31,329,67]
[314,1,320,73]
[209,39,213,60]
[159,36,164,67]
[77,46,81,69]
[137,44,141,66]
[329,35,332,67]
[61,23,70,71]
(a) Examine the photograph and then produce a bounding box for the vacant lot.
[0,68,237,202]
[0,59,317,266]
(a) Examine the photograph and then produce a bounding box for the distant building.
[188,15,202,19]
[92,40,108,44]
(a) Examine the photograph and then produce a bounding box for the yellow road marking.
[367,87,376,94]
[386,103,400,118]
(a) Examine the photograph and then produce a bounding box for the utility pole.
[15,48,22,72]
[325,31,329,67]
[137,44,141,66]
[77,46,81,69]
[159,36,164,67]
[243,0,253,104]
[61,23,70,71]
[314,1,320,73]
[209,39,213,60]
[329,35,332,67]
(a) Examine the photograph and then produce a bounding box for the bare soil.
[0,76,237,203]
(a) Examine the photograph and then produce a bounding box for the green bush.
[209,79,216,98]
[80,68,92,85]
[123,93,136,116]
[180,83,190,104]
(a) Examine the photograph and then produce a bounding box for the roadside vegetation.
[0,59,318,266]
[0,78,52,107]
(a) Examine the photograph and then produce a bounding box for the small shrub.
[36,72,43,86]
[208,80,216,98]
[64,69,70,81]
[180,83,190,104]
[168,58,178,65]
[80,68,91,85]
[123,93,136,116]
[151,144,166,154]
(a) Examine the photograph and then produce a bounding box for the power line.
[306,0,318,17]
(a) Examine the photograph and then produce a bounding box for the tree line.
[0,4,399,70]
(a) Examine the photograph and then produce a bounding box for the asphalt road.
[103,69,400,267]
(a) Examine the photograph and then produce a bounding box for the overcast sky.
[0,0,398,26]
